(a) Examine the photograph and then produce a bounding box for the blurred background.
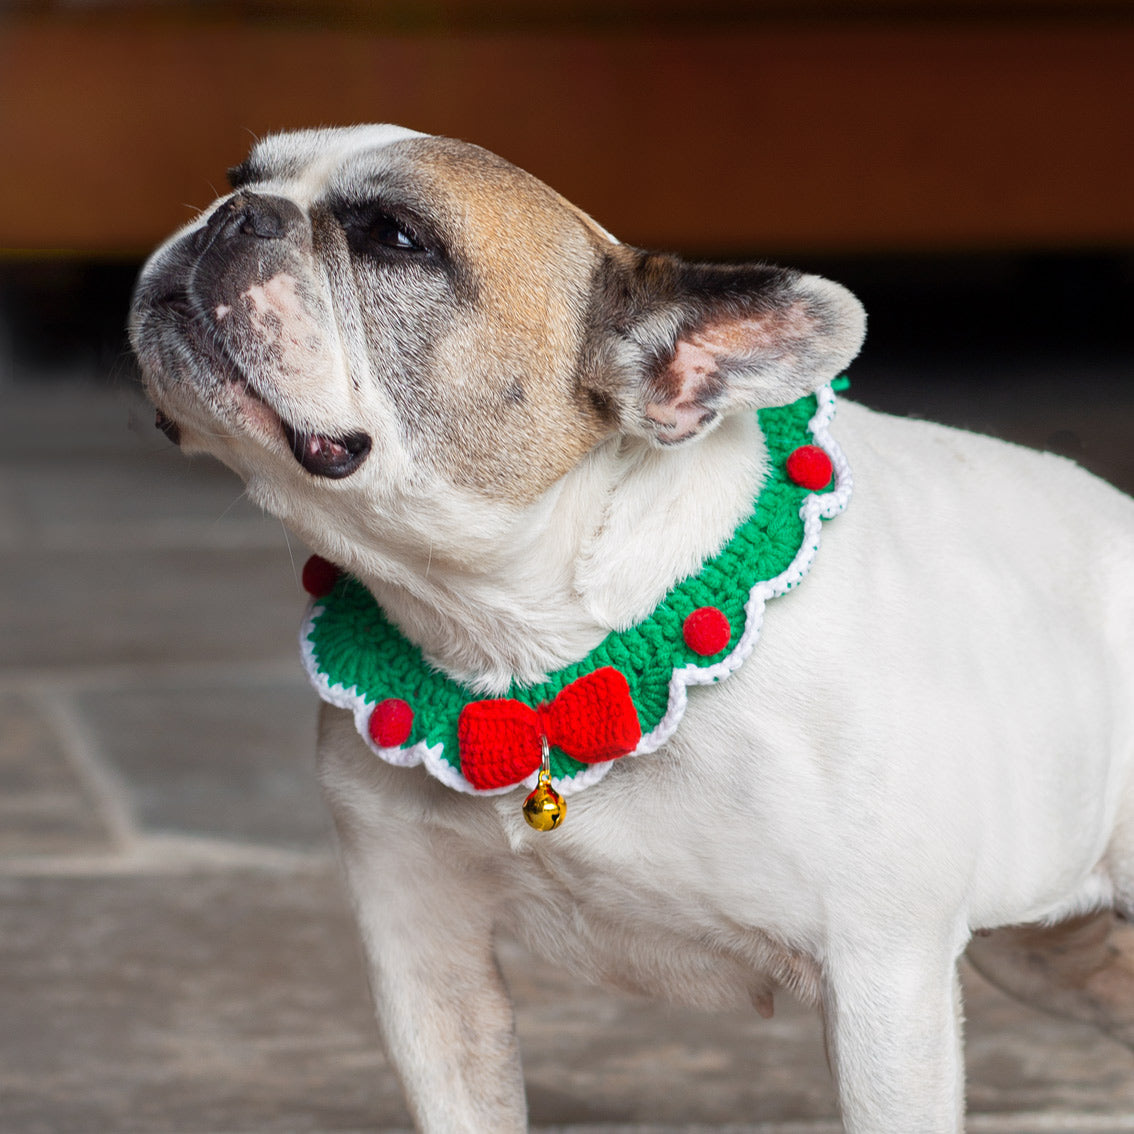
[2,3,1133,1132]
[3,0,1134,471]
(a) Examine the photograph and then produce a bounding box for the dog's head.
[130,125,865,570]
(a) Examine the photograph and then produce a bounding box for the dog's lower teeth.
[310,436,344,460]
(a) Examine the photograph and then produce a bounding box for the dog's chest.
[495,811,822,1009]
[473,739,827,1009]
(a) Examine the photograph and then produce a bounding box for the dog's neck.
[348,414,768,694]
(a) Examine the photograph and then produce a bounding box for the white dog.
[130,125,1134,1133]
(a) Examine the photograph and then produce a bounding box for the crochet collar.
[299,381,851,813]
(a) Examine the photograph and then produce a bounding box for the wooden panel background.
[1,5,1132,256]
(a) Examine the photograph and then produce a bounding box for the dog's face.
[130,125,865,573]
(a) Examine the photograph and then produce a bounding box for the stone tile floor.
[2,370,1133,1133]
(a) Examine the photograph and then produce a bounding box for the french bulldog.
[129,125,1134,1133]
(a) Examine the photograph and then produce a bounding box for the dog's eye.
[367,216,422,252]
[336,201,437,262]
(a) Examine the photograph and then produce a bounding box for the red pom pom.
[683,607,731,656]
[302,554,340,597]
[786,445,833,491]
[369,699,414,748]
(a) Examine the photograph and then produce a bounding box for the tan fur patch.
[401,139,617,502]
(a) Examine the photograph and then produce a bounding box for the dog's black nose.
[201,192,304,245]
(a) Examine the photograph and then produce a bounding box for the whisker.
[279,520,301,591]
[212,487,252,524]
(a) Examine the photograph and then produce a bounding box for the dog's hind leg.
[969,775,1134,1051]
[966,912,1134,1050]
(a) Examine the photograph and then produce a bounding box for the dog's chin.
[150,375,373,479]
[153,399,372,480]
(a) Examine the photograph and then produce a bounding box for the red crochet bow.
[458,666,642,791]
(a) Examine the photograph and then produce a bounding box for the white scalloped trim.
[299,383,850,796]
[632,382,851,759]
[298,612,515,795]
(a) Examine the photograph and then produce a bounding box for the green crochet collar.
[300,380,851,805]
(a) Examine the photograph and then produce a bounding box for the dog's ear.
[586,251,866,446]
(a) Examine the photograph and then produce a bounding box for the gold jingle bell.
[523,770,566,831]
[522,736,566,831]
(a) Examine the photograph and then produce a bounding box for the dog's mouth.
[282,423,373,479]
[150,286,372,480]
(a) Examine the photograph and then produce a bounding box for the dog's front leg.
[321,745,526,1130]
[332,813,526,1133]
[822,936,966,1134]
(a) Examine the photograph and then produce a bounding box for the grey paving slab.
[963,957,1134,1117]
[538,1123,1134,1133]
[0,385,286,553]
[0,545,308,673]
[0,382,151,457]
[76,680,330,851]
[0,692,114,855]
[0,383,305,674]
[0,449,280,551]
[538,1126,1134,1134]
[0,869,397,1134]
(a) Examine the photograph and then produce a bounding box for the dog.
[130,125,1134,1133]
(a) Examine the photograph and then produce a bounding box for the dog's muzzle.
[140,192,373,480]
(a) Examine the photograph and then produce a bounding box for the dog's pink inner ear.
[644,337,721,442]
[644,306,813,444]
